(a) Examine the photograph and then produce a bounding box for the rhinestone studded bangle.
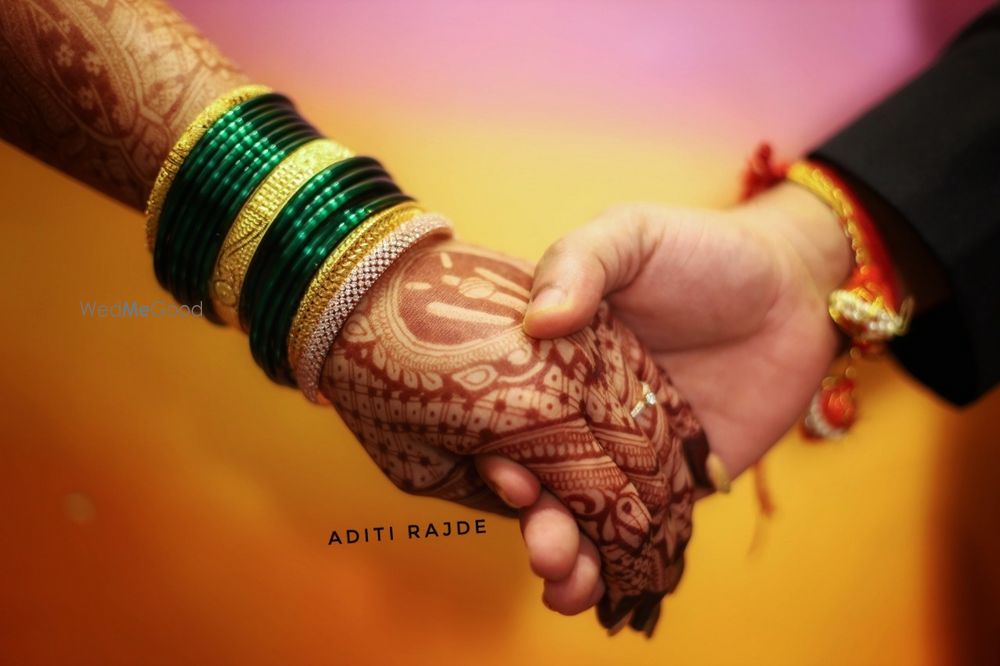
[291,209,454,402]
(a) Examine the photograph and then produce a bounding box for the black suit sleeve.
[810,5,1000,406]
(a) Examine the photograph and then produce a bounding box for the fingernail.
[486,479,518,508]
[528,286,565,313]
[607,613,631,636]
[706,453,732,494]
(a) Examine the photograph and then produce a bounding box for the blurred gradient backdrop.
[2,0,999,664]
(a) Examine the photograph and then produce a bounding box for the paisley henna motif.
[321,238,706,634]
[0,0,247,209]
[0,0,708,634]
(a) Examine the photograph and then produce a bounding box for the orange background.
[1,1,999,664]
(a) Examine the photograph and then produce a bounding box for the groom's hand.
[510,182,854,614]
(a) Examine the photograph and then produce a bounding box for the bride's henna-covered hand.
[0,0,708,634]
[320,237,708,634]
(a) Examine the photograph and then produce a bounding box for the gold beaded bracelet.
[786,159,912,438]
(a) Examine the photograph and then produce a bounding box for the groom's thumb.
[523,205,656,339]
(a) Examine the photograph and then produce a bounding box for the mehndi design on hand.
[321,238,707,635]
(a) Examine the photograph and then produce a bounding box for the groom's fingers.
[519,490,580,582]
[477,453,595,596]
[542,534,604,615]
[523,204,662,339]
[475,453,541,508]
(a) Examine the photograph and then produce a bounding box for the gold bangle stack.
[145,84,451,394]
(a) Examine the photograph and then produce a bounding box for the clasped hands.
[321,182,852,634]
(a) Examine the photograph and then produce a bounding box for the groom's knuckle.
[541,235,576,265]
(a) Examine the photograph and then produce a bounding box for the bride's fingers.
[607,307,720,492]
[579,306,683,630]
[519,489,580,582]
[542,533,605,615]
[474,453,541,509]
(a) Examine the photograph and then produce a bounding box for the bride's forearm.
[0,0,248,210]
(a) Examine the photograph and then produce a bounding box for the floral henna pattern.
[598,310,702,630]
[0,0,712,637]
[320,238,704,634]
[0,0,248,209]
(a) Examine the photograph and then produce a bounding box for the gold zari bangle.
[144,84,273,251]
[209,138,354,328]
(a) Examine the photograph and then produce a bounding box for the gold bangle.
[144,84,273,252]
[208,138,354,328]
[287,202,420,394]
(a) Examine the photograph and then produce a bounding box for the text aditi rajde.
[328,518,487,545]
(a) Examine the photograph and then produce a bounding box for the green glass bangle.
[249,177,403,379]
[237,156,387,330]
[154,93,281,274]
[149,88,427,389]
[237,160,385,334]
[248,175,403,375]
[187,122,319,320]
[154,94,287,293]
[262,192,412,385]
[252,174,400,326]
[157,99,294,301]
[251,181,408,383]
[254,164,388,280]
[165,97,291,225]
[170,111,312,309]
[171,106,318,310]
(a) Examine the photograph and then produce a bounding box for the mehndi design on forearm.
[0,0,247,209]
[0,0,711,637]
